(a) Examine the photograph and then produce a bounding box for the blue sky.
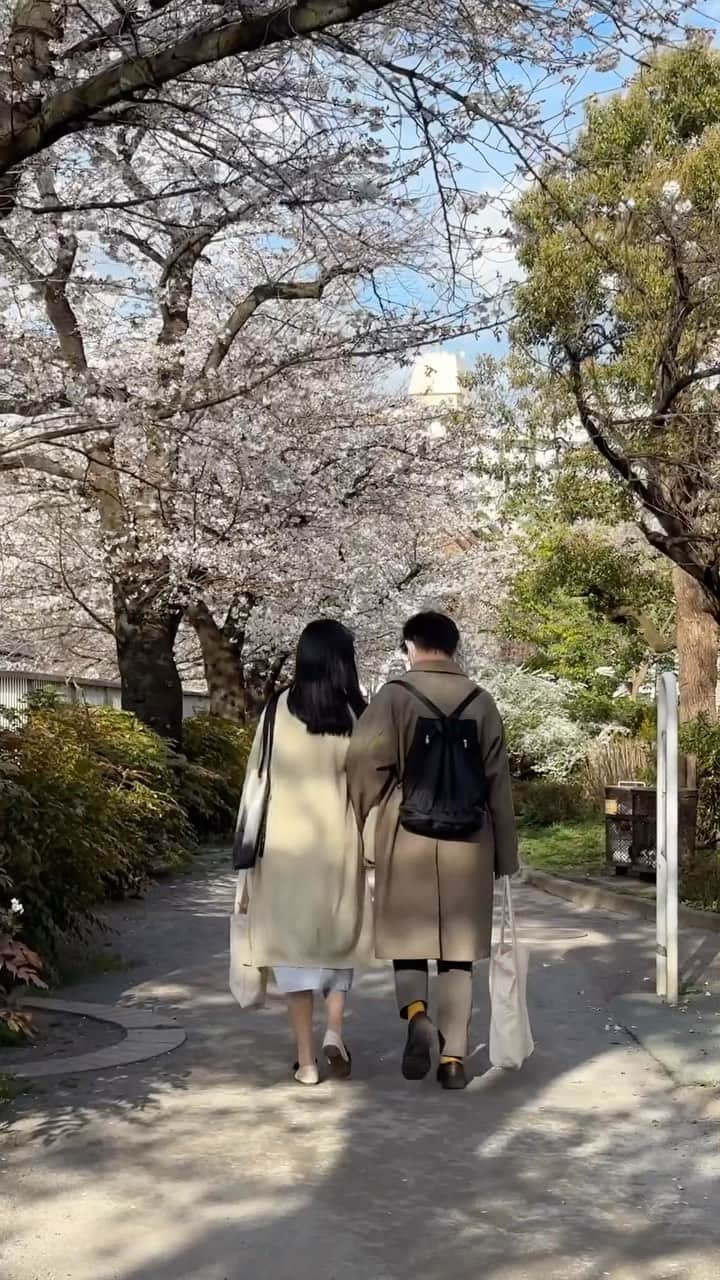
[387,0,720,379]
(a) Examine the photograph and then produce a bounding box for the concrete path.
[2,849,720,1280]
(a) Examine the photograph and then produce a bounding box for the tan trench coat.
[245,693,372,969]
[347,660,518,962]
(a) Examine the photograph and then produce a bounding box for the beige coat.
[246,693,371,968]
[347,660,518,962]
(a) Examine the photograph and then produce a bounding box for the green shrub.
[0,701,253,948]
[58,703,195,895]
[513,777,594,827]
[680,848,720,912]
[567,686,655,736]
[178,715,253,838]
[679,717,720,847]
[0,702,194,945]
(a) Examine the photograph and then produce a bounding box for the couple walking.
[235,611,519,1091]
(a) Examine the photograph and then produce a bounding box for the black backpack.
[394,681,488,840]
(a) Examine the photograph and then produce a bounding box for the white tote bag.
[229,871,267,1009]
[489,876,534,1070]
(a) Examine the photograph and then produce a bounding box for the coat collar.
[410,658,465,677]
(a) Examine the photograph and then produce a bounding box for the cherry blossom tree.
[0,357,503,721]
[0,0,682,737]
[0,63,464,738]
[0,0,679,219]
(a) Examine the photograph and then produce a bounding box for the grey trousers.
[394,960,473,1059]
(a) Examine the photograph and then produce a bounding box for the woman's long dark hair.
[287,619,366,737]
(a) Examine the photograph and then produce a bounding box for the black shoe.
[437,1059,468,1090]
[402,1012,436,1080]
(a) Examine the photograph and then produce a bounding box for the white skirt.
[274,967,353,995]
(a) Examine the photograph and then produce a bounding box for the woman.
[242,619,370,1085]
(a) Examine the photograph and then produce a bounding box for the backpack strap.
[392,680,446,720]
[450,688,481,719]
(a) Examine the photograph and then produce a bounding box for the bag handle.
[258,691,280,777]
[234,870,251,916]
[498,875,517,951]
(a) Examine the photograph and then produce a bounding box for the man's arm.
[347,686,400,830]
[479,694,519,877]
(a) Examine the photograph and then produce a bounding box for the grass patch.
[0,1072,24,1104]
[55,949,134,987]
[0,1024,27,1048]
[87,951,131,977]
[519,817,606,877]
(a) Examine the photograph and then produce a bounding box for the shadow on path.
[2,854,719,1280]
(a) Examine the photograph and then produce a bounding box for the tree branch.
[565,350,720,598]
[653,231,693,417]
[654,362,720,421]
[201,266,357,375]
[0,1,397,182]
[0,450,83,480]
[609,606,674,654]
[0,394,69,417]
[0,420,100,459]
[159,205,258,345]
[567,352,655,509]
[0,1,64,215]
[43,233,88,371]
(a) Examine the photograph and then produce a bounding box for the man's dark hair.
[402,611,460,657]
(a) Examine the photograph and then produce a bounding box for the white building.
[408,352,466,436]
[0,668,209,726]
[408,351,466,404]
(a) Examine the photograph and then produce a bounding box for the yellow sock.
[440,1055,463,1065]
[406,1000,426,1021]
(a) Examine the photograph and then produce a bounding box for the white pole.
[656,677,668,1000]
[665,672,679,1006]
[656,671,679,1005]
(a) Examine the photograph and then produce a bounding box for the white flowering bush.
[476,663,594,780]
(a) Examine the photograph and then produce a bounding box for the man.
[347,610,518,1090]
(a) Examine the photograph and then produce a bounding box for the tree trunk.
[246,650,291,710]
[673,566,719,724]
[114,593,184,743]
[188,604,250,722]
[188,602,290,722]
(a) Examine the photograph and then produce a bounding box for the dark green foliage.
[0,701,251,947]
[679,718,720,849]
[513,777,594,827]
[566,687,655,736]
[178,715,253,838]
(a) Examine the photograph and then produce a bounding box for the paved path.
[2,850,720,1280]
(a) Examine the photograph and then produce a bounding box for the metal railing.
[656,671,679,1005]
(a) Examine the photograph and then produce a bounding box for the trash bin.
[605,782,698,876]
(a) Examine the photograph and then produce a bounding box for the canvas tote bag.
[489,876,534,1069]
[229,871,267,1009]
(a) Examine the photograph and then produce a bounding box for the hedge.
[0,699,252,949]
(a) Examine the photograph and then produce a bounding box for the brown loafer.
[402,1012,436,1080]
[437,1059,468,1090]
